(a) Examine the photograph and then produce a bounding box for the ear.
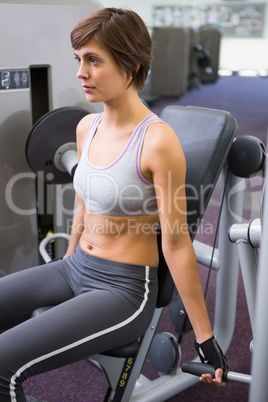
[136,62,141,72]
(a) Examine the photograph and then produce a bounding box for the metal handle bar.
[39,233,71,263]
[181,362,251,384]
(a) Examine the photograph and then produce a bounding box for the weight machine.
[182,137,267,401]
[27,105,266,401]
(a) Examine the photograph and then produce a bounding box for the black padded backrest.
[156,106,237,307]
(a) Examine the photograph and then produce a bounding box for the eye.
[90,57,99,65]
[74,56,81,65]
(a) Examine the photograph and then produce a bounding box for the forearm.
[163,241,213,343]
[64,224,83,257]
[168,242,228,384]
[64,196,85,258]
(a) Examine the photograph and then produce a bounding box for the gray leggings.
[0,244,158,401]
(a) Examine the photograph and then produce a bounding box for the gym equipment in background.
[0,0,101,275]
[199,26,222,83]
[150,27,190,98]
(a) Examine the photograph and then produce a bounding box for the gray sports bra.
[73,112,166,216]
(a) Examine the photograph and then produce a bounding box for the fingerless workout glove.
[194,336,229,371]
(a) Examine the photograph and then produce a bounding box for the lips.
[83,85,95,93]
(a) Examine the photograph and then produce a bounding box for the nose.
[77,61,89,80]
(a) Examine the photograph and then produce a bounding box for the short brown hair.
[70,8,152,90]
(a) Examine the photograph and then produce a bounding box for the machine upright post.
[214,167,245,350]
[249,181,268,401]
[236,240,258,337]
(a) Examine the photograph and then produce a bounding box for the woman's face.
[75,40,132,104]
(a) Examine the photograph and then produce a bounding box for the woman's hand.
[200,368,227,387]
[194,336,228,387]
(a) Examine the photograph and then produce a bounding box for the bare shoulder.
[76,113,96,138]
[76,113,97,156]
[145,121,185,167]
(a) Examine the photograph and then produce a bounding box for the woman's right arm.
[63,113,95,258]
[63,194,85,258]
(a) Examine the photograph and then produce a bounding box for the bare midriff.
[79,209,160,267]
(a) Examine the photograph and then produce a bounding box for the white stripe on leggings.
[9,266,150,401]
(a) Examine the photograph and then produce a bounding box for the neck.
[102,89,150,129]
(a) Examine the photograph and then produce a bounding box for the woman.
[0,8,227,401]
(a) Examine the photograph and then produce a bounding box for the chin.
[85,95,100,103]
